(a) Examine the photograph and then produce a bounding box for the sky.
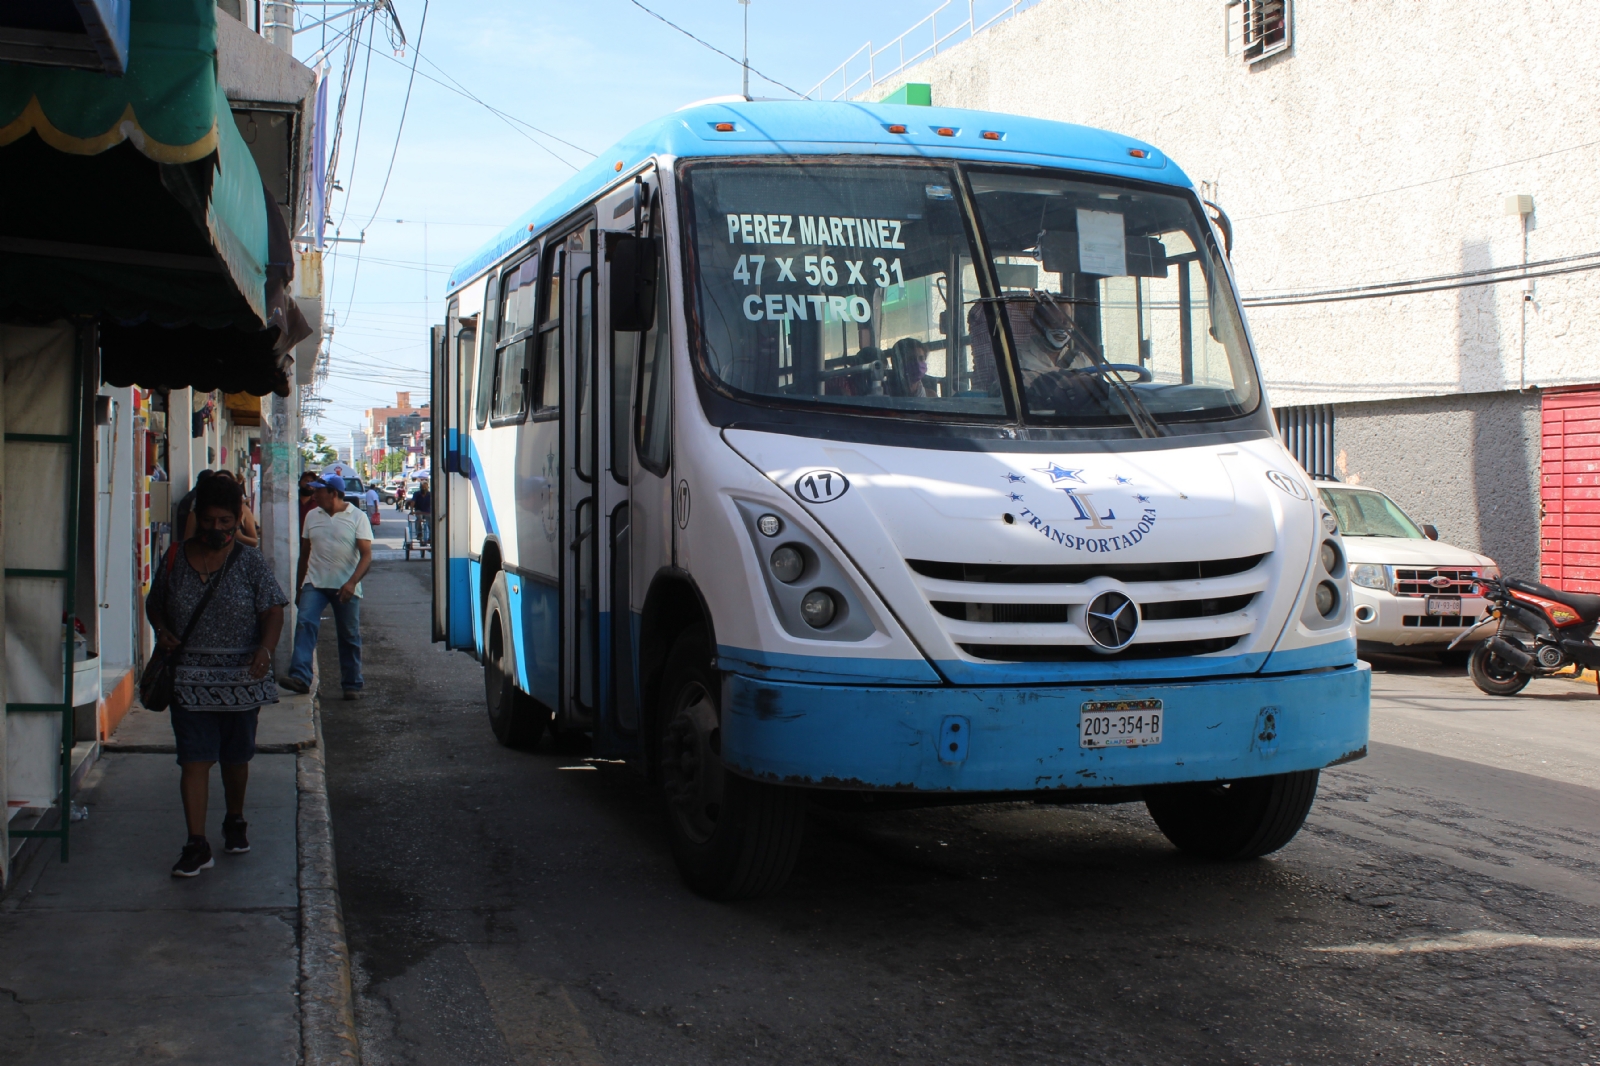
[292,0,969,443]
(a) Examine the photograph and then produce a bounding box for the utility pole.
[740,0,750,99]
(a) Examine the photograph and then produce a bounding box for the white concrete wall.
[873,0,1600,406]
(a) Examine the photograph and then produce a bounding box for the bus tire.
[657,625,806,900]
[483,572,550,748]
[1144,770,1319,860]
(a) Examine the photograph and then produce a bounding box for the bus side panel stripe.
[464,437,500,538]
[469,559,485,657]
[449,557,474,649]
[509,576,560,709]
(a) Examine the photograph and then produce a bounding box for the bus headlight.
[800,589,837,628]
[1315,581,1339,618]
[1350,564,1389,590]
[770,545,805,583]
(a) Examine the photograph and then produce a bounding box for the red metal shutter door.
[1541,389,1600,593]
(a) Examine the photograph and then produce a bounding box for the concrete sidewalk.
[0,681,357,1065]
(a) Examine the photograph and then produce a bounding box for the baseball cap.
[311,474,346,494]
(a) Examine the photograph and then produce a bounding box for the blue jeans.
[290,587,363,690]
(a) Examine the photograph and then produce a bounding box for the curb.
[298,680,362,1065]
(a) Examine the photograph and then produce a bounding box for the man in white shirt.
[280,474,373,700]
[361,483,381,527]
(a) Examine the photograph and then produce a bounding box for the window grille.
[1226,0,1291,63]
[1275,404,1335,480]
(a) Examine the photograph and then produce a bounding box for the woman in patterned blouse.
[147,475,288,877]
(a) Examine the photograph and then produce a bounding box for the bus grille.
[959,637,1243,662]
[911,556,1270,661]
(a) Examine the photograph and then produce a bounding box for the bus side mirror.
[608,234,658,332]
[1422,522,1439,541]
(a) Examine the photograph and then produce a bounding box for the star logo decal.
[1007,492,1024,502]
[1113,475,1133,485]
[1003,472,1026,484]
[1133,493,1151,503]
[1035,463,1086,485]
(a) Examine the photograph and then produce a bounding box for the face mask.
[202,528,235,550]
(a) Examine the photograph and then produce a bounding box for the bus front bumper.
[720,663,1371,792]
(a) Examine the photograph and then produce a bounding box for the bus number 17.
[793,469,851,503]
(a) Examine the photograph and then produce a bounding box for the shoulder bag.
[139,545,238,713]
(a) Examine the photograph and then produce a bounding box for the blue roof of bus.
[445,100,1192,295]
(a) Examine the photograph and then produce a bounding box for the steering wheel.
[1064,363,1153,383]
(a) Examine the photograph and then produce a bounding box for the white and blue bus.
[430,101,1370,899]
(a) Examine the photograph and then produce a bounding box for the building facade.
[363,390,429,474]
[0,0,323,886]
[863,0,1599,584]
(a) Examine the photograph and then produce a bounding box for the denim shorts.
[170,707,260,765]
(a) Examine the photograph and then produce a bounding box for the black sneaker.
[343,689,361,701]
[172,838,214,877]
[278,675,310,695]
[222,816,250,854]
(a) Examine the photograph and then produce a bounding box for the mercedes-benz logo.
[1085,590,1139,652]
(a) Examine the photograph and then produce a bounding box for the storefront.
[0,0,315,883]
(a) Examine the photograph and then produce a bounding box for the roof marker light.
[614,161,624,172]
[1128,148,1148,158]
[887,124,907,134]
[981,130,1001,140]
[527,224,534,232]
[714,122,734,132]
[935,127,956,137]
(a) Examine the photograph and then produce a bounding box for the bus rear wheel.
[1144,770,1319,859]
[657,625,806,900]
[483,572,550,748]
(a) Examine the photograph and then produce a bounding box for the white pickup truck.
[1318,484,1499,660]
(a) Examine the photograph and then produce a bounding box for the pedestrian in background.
[281,474,372,701]
[146,474,288,877]
[362,482,381,527]
[183,470,259,547]
[409,478,432,544]
[297,470,318,533]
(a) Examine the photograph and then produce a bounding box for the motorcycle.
[1452,575,1600,695]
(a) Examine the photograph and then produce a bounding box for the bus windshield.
[688,162,1007,418]
[686,161,1261,429]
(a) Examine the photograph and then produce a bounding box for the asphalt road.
[321,563,1600,1066]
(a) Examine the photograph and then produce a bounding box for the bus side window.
[475,273,498,427]
[634,236,670,476]
[493,254,540,422]
[610,331,635,484]
[532,245,563,419]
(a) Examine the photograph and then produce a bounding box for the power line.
[626,0,805,98]
[1235,137,1600,222]
[361,0,430,227]
[341,0,431,324]
[414,51,595,159]
[334,19,594,170]
[1243,256,1600,308]
[1244,249,1600,302]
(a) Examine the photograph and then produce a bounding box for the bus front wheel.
[657,625,806,900]
[1144,770,1319,860]
[483,572,551,748]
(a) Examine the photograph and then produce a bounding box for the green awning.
[0,0,219,161]
[0,0,277,343]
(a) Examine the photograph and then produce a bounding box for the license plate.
[1080,699,1163,748]
[1427,596,1462,616]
